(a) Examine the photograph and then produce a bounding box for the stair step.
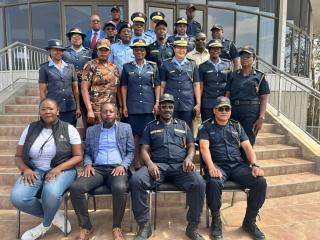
[0,115,38,124]
[260,123,277,133]
[24,88,39,96]
[15,96,40,105]
[0,136,19,148]
[254,144,301,159]
[0,149,16,166]
[0,125,26,136]
[256,133,288,145]
[5,105,38,114]
[0,167,19,185]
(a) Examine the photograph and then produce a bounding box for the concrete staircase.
[0,84,319,209]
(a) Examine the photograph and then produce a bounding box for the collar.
[100,120,118,130]
[71,45,85,52]
[92,30,101,35]
[48,59,68,68]
[133,59,147,68]
[172,56,189,66]
[156,118,178,125]
[193,48,209,55]
[208,58,222,65]
[175,33,188,38]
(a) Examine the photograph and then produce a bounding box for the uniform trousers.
[174,110,194,128]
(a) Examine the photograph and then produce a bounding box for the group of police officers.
[39,3,270,240]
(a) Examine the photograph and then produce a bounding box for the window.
[148,6,174,34]
[236,12,258,50]
[97,5,125,25]
[178,0,206,4]
[5,4,29,44]
[287,0,300,26]
[259,16,275,64]
[292,30,299,74]
[65,6,91,34]
[0,8,4,48]
[31,2,61,48]
[298,35,306,76]
[207,7,234,41]
[300,0,310,32]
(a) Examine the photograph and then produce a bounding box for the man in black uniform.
[130,93,205,240]
[197,96,267,240]
[208,24,240,70]
[186,4,202,37]
[110,5,127,37]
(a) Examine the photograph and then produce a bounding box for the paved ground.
[1,191,319,240]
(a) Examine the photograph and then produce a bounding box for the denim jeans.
[11,168,76,227]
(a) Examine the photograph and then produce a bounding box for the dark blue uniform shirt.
[197,119,248,164]
[199,58,232,109]
[146,41,174,67]
[160,57,200,111]
[140,118,194,163]
[226,68,270,101]
[120,60,160,114]
[187,20,201,37]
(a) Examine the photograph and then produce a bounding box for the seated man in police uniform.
[197,96,267,240]
[130,93,205,240]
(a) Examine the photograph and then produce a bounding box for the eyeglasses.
[92,19,101,23]
[106,27,115,31]
[196,38,206,41]
[216,106,231,112]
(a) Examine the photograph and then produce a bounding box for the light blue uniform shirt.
[131,33,153,45]
[145,29,157,42]
[208,58,222,72]
[48,59,68,74]
[109,41,134,74]
[95,124,123,165]
[133,59,147,75]
[172,56,189,71]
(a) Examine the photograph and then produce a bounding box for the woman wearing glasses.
[225,46,270,145]
[10,98,83,240]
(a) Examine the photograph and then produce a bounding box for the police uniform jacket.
[167,34,195,52]
[146,41,174,67]
[38,61,77,112]
[120,60,160,114]
[226,68,270,102]
[199,58,232,109]
[197,119,248,164]
[187,20,201,37]
[140,118,194,164]
[208,38,239,61]
[160,57,200,111]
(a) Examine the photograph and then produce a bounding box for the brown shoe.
[112,227,126,240]
[74,228,95,240]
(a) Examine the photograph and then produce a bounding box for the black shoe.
[185,223,204,240]
[242,209,266,240]
[134,222,152,240]
[211,212,223,240]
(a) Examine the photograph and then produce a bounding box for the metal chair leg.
[92,195,97,212]
[16,209,21,239]
[231,192,236,207]
[64,193,68,237]
[154,191,157,231]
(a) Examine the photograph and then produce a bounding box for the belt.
[232,100,260,105]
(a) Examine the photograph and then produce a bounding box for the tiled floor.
[1,191,319,240]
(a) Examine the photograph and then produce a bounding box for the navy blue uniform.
[130,118,205,225]
[197,119,267,213]
[39,61,77,126]
[120,60,160,135]
[167,34,195,52]
[160,57,200,127]
[199,58,232,121]
[208,38,239,61]
[146,41,174,68]
[187,20,201,37]
[226,68,270,145]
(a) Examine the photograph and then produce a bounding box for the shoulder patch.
[146,119,157,126]
[229,118,240,124]
[147,60,156,65]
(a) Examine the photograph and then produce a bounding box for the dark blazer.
[83,121,134,170]
[83,30,106,48]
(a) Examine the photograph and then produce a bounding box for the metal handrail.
[0,41,46,54]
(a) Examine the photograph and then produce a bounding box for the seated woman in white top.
[10,98,83,240]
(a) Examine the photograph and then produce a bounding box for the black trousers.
[70,165,128,230]
[205,162,267,213]
[130,163,205,225]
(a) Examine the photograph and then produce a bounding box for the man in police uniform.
[208,24,240,70]
[109,23,134,74]
[103,21,119,44]
[130,93,205,240]
[186,4,202,37]
[146,20,174,68]
[145,11,165,42]
[186,32,209,66]
[110,5,127,36]
[131,12,153,45]
[198,39,232,121]
[160,37,201,128]
[167,17,195,52]
[197,96,267,240]
[63,28,92,132]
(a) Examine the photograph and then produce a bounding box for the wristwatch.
[251,163,260,168]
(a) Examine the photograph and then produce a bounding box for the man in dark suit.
[83,14,107,49]
[70,102,134,240]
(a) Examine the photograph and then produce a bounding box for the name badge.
[174,129,186,134]
[207,70,213,73]
[146,71,154,74]
[151,50,159,53]
[128,71,135,75]
[150,129,163,134]
[170,70,175,73]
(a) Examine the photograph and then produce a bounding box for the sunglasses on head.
[216,106,231,112]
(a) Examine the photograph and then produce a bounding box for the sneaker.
[21,223,51,240]
[52,210,71,234]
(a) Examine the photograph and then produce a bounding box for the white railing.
[0,41,47,91]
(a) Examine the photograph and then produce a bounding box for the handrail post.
[8,48,13,89]
[23,45,28,80]
[277,72,282,117]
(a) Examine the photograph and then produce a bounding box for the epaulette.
[40,61,49,67]
[202,118,213,125]
[146,60,156,65]
[220,58,231,63]
[146,119,157,126]
[162,58,172,63]
[229,118,240,124]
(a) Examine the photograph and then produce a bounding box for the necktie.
[90,32,98,49]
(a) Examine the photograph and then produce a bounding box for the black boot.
[242,209,266,240]
[185,223,204,240]
[134,221,152,240]
[211,212,223,240]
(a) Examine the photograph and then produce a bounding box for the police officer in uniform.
[226,46,270,145]
[103,21,119,44]
[199,39,232,121]
[145,11,165,42]
[39,39,81,127]
[146,20,174,68]
[160,37,201,128]
[109,23,134,74]
[131,12,153,45]
[167,18,195,52]
[186,4,202,37]
[208,24,240,70]
[121,39,160,169]
[197,96,267,240]
[110,5,127,37]
[130,93,205,240]
[63,28,92,130]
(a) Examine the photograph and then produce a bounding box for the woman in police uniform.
[39,39,81,127]
[225,46,270,145]
[121,39,160,169]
